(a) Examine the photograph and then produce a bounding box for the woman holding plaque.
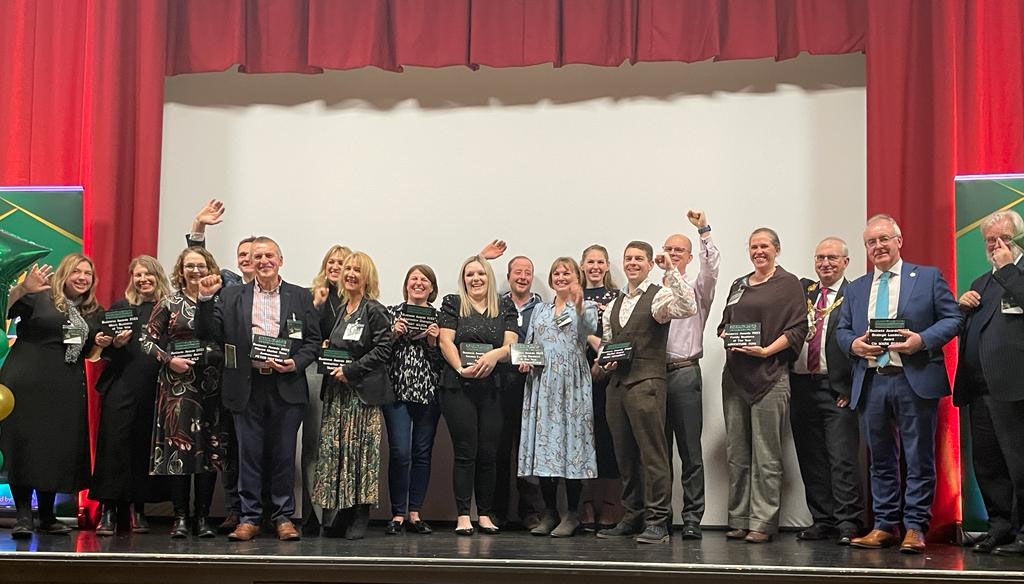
[0,255,102,539]
[438,255,518,536]
[311,251,393,540]
[717,227,807,543]
[90,255,173,535]
[518,257,598,537]
[143,247,228,539]
[578,244,623,531]
[382,264,443,535]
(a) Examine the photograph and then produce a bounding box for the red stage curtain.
[2,0,1023,536]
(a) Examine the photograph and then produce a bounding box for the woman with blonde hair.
[1,254,103,538]
[91,255,173,535]
[438,255,518,535]
[312,251,393,540]
[143,246,228,538]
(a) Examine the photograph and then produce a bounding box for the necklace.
[749,266,776,285]
[805,285,844,340]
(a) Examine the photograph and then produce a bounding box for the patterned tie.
[875,271,891,367]
[806,287,828,372]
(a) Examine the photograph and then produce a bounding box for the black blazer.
[327,298,394,406]
[954,257,1024,405]
[800,277,852,397]
[196,279,321,412]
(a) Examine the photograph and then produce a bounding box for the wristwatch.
[698,225,712,234]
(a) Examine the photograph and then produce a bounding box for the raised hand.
[21,264,53,293]
[655,252,672,270]
[480,240,508,260]
[687,210,707,229]
[313,286,329,308]
[993,237,1014,269]
[194,199,225,227]
[198,274,222,297]
[570,282,584,312]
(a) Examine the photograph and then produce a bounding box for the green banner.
[954,173,1024,532]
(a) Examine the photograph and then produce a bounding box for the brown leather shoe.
[899,529,926,554]
[744,530,773,543]
[850,528,899,549]
[725,528,749,540]
[276,521,301,541]
[227,522,261,542]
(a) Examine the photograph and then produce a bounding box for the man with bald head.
[660,210,718,539]
[790,237,864,544]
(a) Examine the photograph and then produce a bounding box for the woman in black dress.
[90,255,172,535]
[143,247,228,538]
[0,254,102,539]
[578,244,624,531]
[438,255,518,536]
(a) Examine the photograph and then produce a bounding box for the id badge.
[726,287,745,306]
[287,319,304,340]
[1002,298,1024,315]
[224,344,237,369]
[555,311,572,328]
[343,322,364,341]
[62,323,84,345]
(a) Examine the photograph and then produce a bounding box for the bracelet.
[697,225,712,234]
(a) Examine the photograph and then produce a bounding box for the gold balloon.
[0,384,13,422]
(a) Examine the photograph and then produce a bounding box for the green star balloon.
[0,230,51,347]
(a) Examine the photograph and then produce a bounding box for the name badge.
[287,319,304,340]
[1002,298,1024,315]
[726,284,745,306]
[517,312,524,328]
[555,310,572,328]
[62,323,85,345]
[343,323,364,341]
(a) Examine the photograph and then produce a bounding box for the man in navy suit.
[196,236,321,541]
[954,209,1024,555]
[835,214,960,554]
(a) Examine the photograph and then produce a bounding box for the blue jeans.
[382,401,442,516]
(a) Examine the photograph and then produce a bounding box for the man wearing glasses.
[836,214,960,554]
[790,237,864,545]
[660,210,718,539]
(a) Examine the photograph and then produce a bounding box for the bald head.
[662,233,694,272]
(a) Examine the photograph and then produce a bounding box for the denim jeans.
[382,400,442,516]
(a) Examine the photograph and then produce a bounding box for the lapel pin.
[910,272,917,278]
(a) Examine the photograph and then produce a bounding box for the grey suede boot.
[551,511,580,538]
[530,509,559,536]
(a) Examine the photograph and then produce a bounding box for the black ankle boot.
[196,516,216,538]
[170,516,189,539]
[95,506,117,536]
[130,505,150,534]
[345,505,370,540]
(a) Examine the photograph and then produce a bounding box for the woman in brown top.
[717,227,807,543]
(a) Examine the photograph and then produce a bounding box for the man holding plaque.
[596,240,697,544]
[836,214,960,554]
[954,210,1024,555]
[660,210,719,539]
[790,237,864,545]
[196,236,321,542]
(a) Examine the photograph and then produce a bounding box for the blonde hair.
[124,255,172,305]
[50,253,101,316]
[548,257,583,289]
[338,251,380,303]
[457,255,499,318]
[312,245,353,289]
[581,244,618,290]
[171,247,220,292]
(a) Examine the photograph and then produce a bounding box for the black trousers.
[789,373,863,531]
[969,393,1024,539]
[170,472,217,518]
[440,384,503,517]
[493,375,542,522]
[233,374,305,526]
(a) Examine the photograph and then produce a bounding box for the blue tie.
[875,271,891,367]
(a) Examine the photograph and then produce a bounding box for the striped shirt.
[252,278,282,337]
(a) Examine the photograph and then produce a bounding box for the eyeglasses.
[183,263,208,271]
[814,254,846,263]
[663,246,691,254]
[984,235,1014,245]
[864,235,896,248]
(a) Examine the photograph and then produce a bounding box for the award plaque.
[459,342,493,367]
[868,319,907,347]
[101,309,138,335]
[724,322,762,348]
[401,304,437,336]
[318,348,354,373]
[169,339,204,363]
[250,334,294,361]
[598,342,634,364]
[510,343,546,366]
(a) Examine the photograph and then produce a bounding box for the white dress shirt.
[793,280,843,374]
[665,236,720,361]
[867,259,903,367]
[601,265,697,344]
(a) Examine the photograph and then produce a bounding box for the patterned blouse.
[387,303,442,405]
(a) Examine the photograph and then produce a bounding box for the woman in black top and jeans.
[438,255,518,535]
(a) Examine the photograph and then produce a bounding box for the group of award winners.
[2,200,1024,556]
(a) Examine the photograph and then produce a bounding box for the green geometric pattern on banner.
[953,175,1024,532]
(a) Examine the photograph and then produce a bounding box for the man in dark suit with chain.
[790,237,864,545]
[954,209,1024,555]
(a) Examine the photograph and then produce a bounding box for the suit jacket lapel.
[241,281,254,339]
[279,284,292,337]
[897,262,919,316]
[825,279,847,340]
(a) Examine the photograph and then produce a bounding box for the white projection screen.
[159,53,866,527]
